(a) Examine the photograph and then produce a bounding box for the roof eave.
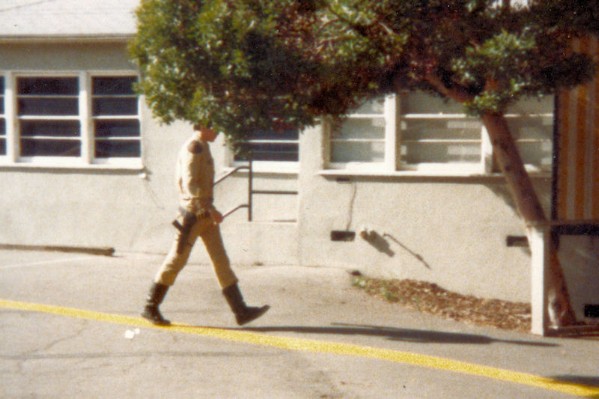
[0,34,135,44]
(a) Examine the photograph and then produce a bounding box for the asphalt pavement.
[1,249,598,399]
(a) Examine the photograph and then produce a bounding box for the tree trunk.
[481,112,576,326]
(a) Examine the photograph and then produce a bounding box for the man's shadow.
[238,323,557,347]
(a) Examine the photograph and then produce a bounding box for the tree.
[130,0,598,326]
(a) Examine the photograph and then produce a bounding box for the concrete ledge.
[0,244,115,257]
[547,324,599,337]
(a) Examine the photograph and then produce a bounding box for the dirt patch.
[350,273,532,332]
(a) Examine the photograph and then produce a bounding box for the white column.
[385,94,398,171]
[529,224,549,335]
[79,72,92,164]
[5,72,16,162]
[481,125,494,174]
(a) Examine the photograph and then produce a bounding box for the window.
[400,93,483,172]
[329,92,553,174]
[0,76,5,156]
[233,128,299,170]
[330,96,393,167]
[504,97,554,173]
[92,76,141,159]
[1,73,141,167]
[17,77,81,157]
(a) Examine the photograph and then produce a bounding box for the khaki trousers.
[155,216,238,289]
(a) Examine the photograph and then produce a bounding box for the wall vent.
[584,305,599,318]
[506,235,529,247]
[330,230,356,242]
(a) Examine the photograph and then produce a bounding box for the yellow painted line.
[1,299,598,398]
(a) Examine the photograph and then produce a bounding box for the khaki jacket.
[176,135,215,214]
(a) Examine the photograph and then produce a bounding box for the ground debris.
[351,275,531,332]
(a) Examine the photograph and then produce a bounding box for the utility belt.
[172,207,210,254]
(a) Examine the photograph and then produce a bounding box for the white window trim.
[328,94,397,172]
[325,93,554,177]
[229,135,300,174]
[0,70,143,170]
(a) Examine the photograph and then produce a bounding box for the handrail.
[217,157,299,222]
[215,159,253,221]
[222,204,249,219]
[214,165,250,186]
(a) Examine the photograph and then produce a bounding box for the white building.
[0,1,597,326]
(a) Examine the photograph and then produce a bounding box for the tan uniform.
[155,135,238,289]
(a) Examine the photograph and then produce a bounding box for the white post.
[384,94,398,171]
[5,72,16,163]
[529,224,549,335]
[79,72,92,164]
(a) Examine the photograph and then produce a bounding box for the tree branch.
[424,73,473,103]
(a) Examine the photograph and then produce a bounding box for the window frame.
[91,74,142,164]
[328,94,398,172]
[16,75,82,161]
[230,128,300,174]
[0,70,143,169]
[325,92,554,176]
[0,75,5,157]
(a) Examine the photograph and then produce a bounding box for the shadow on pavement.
[548,375,599,388]
[241,323,558,347]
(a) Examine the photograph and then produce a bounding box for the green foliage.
[130,0,597,139]
[130,0,319,141]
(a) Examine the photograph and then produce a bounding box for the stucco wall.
[0,42,300,262]
[297,126,552,302]
[0,42,555,303]
[1,43,165,252]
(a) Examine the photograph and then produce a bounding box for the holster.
[172,208,198,254]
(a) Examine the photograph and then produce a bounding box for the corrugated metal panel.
[556,35,599,221]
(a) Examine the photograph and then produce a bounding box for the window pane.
[400,92,463,114]
[402,142,481,164]
[332,141,385,163]
[0,116,6,155]
[93,77,136,95]
[507,117,553,140]
[506,96,554,171]
[18,77,78,95]
[350,97,386,114]
[236,142,299,161]
[21,138,80,157]
[507,116,553,171]
[332,96,389,164]
[234,127,299,162]
[507,96,553,114]
[335,118,385,140]
[93,98,138,116]
[399,92,482,168]
[95,120,140,137]
[246,129,299,141]
[0,79,5,154]
[20,120,80,137]
[517,141,553,170]
[91,76,141,161]
[95,139,141,158]
[18,98,78,116]
[402,119,481,140]
[0,80,4,112]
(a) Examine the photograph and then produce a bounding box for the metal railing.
[215,158,298,222]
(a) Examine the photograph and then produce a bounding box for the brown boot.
[141,283,171,326]
[223,284,269,326]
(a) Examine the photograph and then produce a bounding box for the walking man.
[142,125,269,326]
